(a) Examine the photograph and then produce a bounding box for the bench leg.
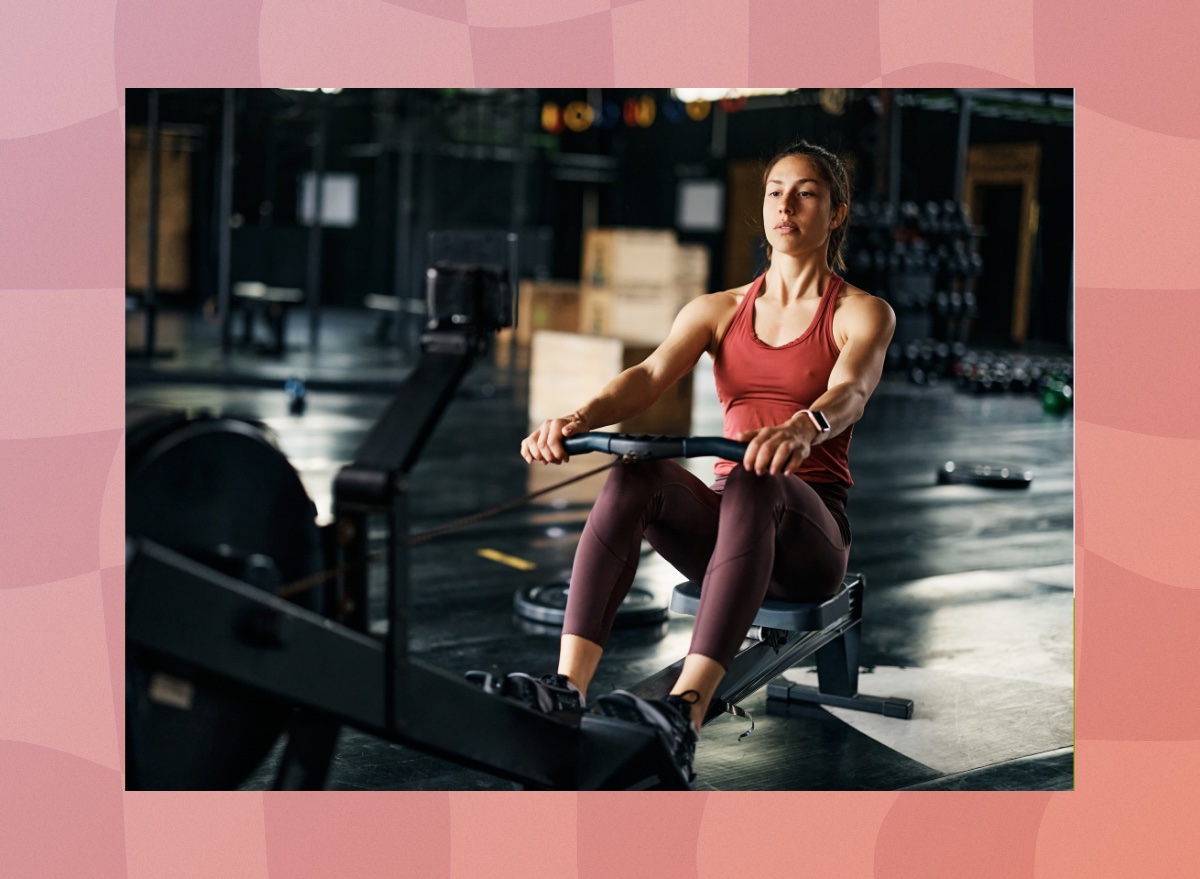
[766,627,914,720]
[240,304,254,347]
[374,314,394,345]
[767,679,915,718]
[815,625,861,697]
[267,305,286,356]
[767,579,914,719]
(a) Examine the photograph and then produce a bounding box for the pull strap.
[719,701,755,740]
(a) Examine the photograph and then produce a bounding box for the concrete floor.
[127,307,1074,790]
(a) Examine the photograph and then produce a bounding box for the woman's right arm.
[521,294,723,464]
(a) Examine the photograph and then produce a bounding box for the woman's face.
[762,155,840,262]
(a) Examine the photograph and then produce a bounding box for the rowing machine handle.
[563,433,747,463]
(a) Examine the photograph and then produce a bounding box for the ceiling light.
[671,88,793,103]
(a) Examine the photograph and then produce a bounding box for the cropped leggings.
[562,459,851,670]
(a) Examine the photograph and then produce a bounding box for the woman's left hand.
[737,422,816,476]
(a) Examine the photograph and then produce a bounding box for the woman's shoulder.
[837,281,891,313]
[690,282,755,354]
[836,279,872,300]
[714,282,755,306]
[681,282,750,317]
[833,281,896,340]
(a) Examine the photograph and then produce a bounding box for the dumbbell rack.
[845,199,986,387]
[952,350,1074,412]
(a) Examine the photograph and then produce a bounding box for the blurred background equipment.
[124,87,1072,380]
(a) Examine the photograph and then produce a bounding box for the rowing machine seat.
[669,574,860,632]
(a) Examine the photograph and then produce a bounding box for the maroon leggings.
[562,459,851,669]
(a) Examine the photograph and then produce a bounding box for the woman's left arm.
[741,295,896,475]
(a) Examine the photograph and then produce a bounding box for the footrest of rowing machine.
[669,573,861,632]
[765,679,914,719]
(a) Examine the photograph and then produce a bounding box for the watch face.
[812,410,831,432]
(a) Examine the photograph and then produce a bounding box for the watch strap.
[798,409,830,433]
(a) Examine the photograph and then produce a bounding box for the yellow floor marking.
[476,548,537,571]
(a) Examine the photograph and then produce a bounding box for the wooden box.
[676,242,711,286]
[495,279,581,368]
[581,228,678,288]
[578,284,703,346]
[514,279,581,346]
[529,331,693,436]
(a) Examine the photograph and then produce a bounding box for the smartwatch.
[798,409,831,434]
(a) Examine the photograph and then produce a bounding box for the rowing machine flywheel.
[126,408,322,790]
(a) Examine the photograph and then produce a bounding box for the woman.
[512,141,895,785]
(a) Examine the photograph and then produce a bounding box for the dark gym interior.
[125,87,1074,791]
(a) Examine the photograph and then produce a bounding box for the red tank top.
[712,273,853,486]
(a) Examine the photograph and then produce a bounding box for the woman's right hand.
[521,413,590,464]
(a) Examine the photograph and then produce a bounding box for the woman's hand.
[521,413,590,464]
[737,421,817,476]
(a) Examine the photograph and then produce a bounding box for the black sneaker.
[465,670,585,714]
[594,690,700,785]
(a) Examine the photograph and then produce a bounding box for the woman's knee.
[602,458,676,496]
[722,465,787,504]
[589,459,674,524]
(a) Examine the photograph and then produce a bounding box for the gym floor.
[127,307,1075,791]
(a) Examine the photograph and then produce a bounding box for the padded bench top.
[234,282,304,303]
[670,573,861,632]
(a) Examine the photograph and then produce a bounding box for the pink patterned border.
[3,0,1197,875]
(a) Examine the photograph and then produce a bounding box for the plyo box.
[578,229,711,345]
[513,279,581,346]
[529,330,693,436]
[582,228,679,288]
[578,284,705,346]
[581,227,710,288]
[495,279,581,369]
[676,242,710,286]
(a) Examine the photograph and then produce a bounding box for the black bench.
[233,282,304,355]
[365,294,429,345]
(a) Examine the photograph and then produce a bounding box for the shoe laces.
[660,691,701,737]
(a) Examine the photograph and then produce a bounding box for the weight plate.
[513,581,669,628]
[937,461,1033,489]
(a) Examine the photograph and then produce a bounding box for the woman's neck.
[765,255,832,305]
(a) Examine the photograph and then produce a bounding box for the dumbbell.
[284,377,307,415]
[942,200,963,236]
[922,201,942,235]
[1042,378,1073,414]
[957,203,973,232]
[853,247,874,274]
[886,341,904,371]
[873,249,889,275]
[934,342,951,376]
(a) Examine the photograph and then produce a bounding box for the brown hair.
[761,141,852,272]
